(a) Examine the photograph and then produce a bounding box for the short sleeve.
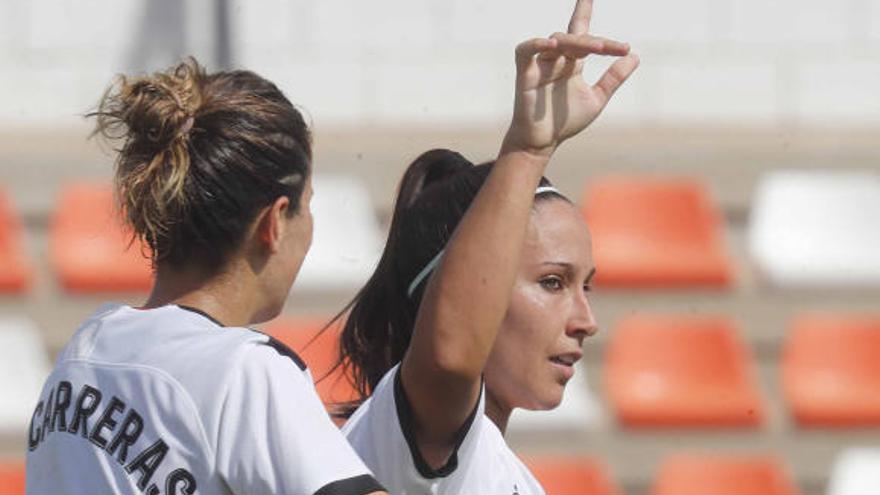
[393,366,483,478]
[215,342,384,495]
[343,364,484,491]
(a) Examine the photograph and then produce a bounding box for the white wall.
[1,0,879,128]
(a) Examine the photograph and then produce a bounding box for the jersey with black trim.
[26,303,384,495]
[342,364,545,494]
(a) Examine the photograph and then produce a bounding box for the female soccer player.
[337,1,638,493]
[26,60,386,495]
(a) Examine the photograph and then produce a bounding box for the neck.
[143,260,259,327]
[484,389,512,435]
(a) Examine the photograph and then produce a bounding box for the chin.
[542,393,565,411]
[523,384,565,411]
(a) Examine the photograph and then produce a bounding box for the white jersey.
[26,304,384,495]
[342,364,545,495]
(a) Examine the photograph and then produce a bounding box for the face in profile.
[483,198,598,414]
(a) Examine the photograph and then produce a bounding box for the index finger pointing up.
[567,0,593,35]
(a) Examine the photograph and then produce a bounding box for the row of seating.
[2,170,879,293]
[1,313,877,433]
[0,176,385,293]
[609,313,880,427]
[2,451,878,494]
[525,455,807,495]
[586,171,880,289]
[266,313,880,429]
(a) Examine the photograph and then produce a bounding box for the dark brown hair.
[91,57,311,271]
[333,149,566,414]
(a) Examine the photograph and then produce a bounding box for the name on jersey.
[29,380,197,494]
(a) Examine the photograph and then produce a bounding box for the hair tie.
[178,115,194,137]
[535,185,561,195]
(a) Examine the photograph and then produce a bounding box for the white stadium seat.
[0,317,51,433]
[508,363,601,433]
[294,174,384,293]
[827,448,880,495]
[749,171,880,287]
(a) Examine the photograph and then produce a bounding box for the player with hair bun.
[335,1,639,493]
[26,59,386,495]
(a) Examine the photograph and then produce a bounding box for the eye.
[583,284,593,294]
[539,275,565,292]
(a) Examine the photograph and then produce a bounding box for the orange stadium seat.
[0,461,25,495]
[0,188,32,293]
[524,456,618,495]
[581,176,733,288]
[605,314,764,427]
[652,455,800,495]
[49,182,152,293]
[782,314,880,426]
[263,316,359,417]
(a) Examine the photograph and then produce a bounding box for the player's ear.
[255,196,291,254]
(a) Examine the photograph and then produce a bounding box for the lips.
[549,352,580,382]
[549,351,582,367]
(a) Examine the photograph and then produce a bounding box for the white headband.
[406,185,564,297]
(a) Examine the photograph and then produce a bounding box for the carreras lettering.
[29,381,197,494]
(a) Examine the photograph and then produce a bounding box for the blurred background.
[1,1,879,494]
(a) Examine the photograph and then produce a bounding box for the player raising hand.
[338,1,638,493]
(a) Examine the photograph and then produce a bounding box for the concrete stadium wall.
[1,0,879,128]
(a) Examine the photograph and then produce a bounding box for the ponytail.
[93,59,204,253]
[332,150,473,408]
[89,57,312,271]
[332,149,561,416]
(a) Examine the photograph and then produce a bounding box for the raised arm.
[400,0,639,469]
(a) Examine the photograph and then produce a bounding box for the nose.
[565,289,598,345]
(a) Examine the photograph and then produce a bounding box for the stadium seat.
[748,170,880,287]
[523,456,618,495]
[49,182,152,293]
[605,314,764,427]
[294,174,383,292]
[0,461,25,495]
[263,316,359,414]
[782,314,880,426]
[827,448,880,495]
[0,188,32,293]
[581,176,733,288]
[652,455,800,495]
[0,318,51,434]
[508,363,602,433]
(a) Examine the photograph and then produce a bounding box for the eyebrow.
[540,262,597,283]
[586,267,597,284]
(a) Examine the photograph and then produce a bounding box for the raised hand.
[502,0,639,158]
